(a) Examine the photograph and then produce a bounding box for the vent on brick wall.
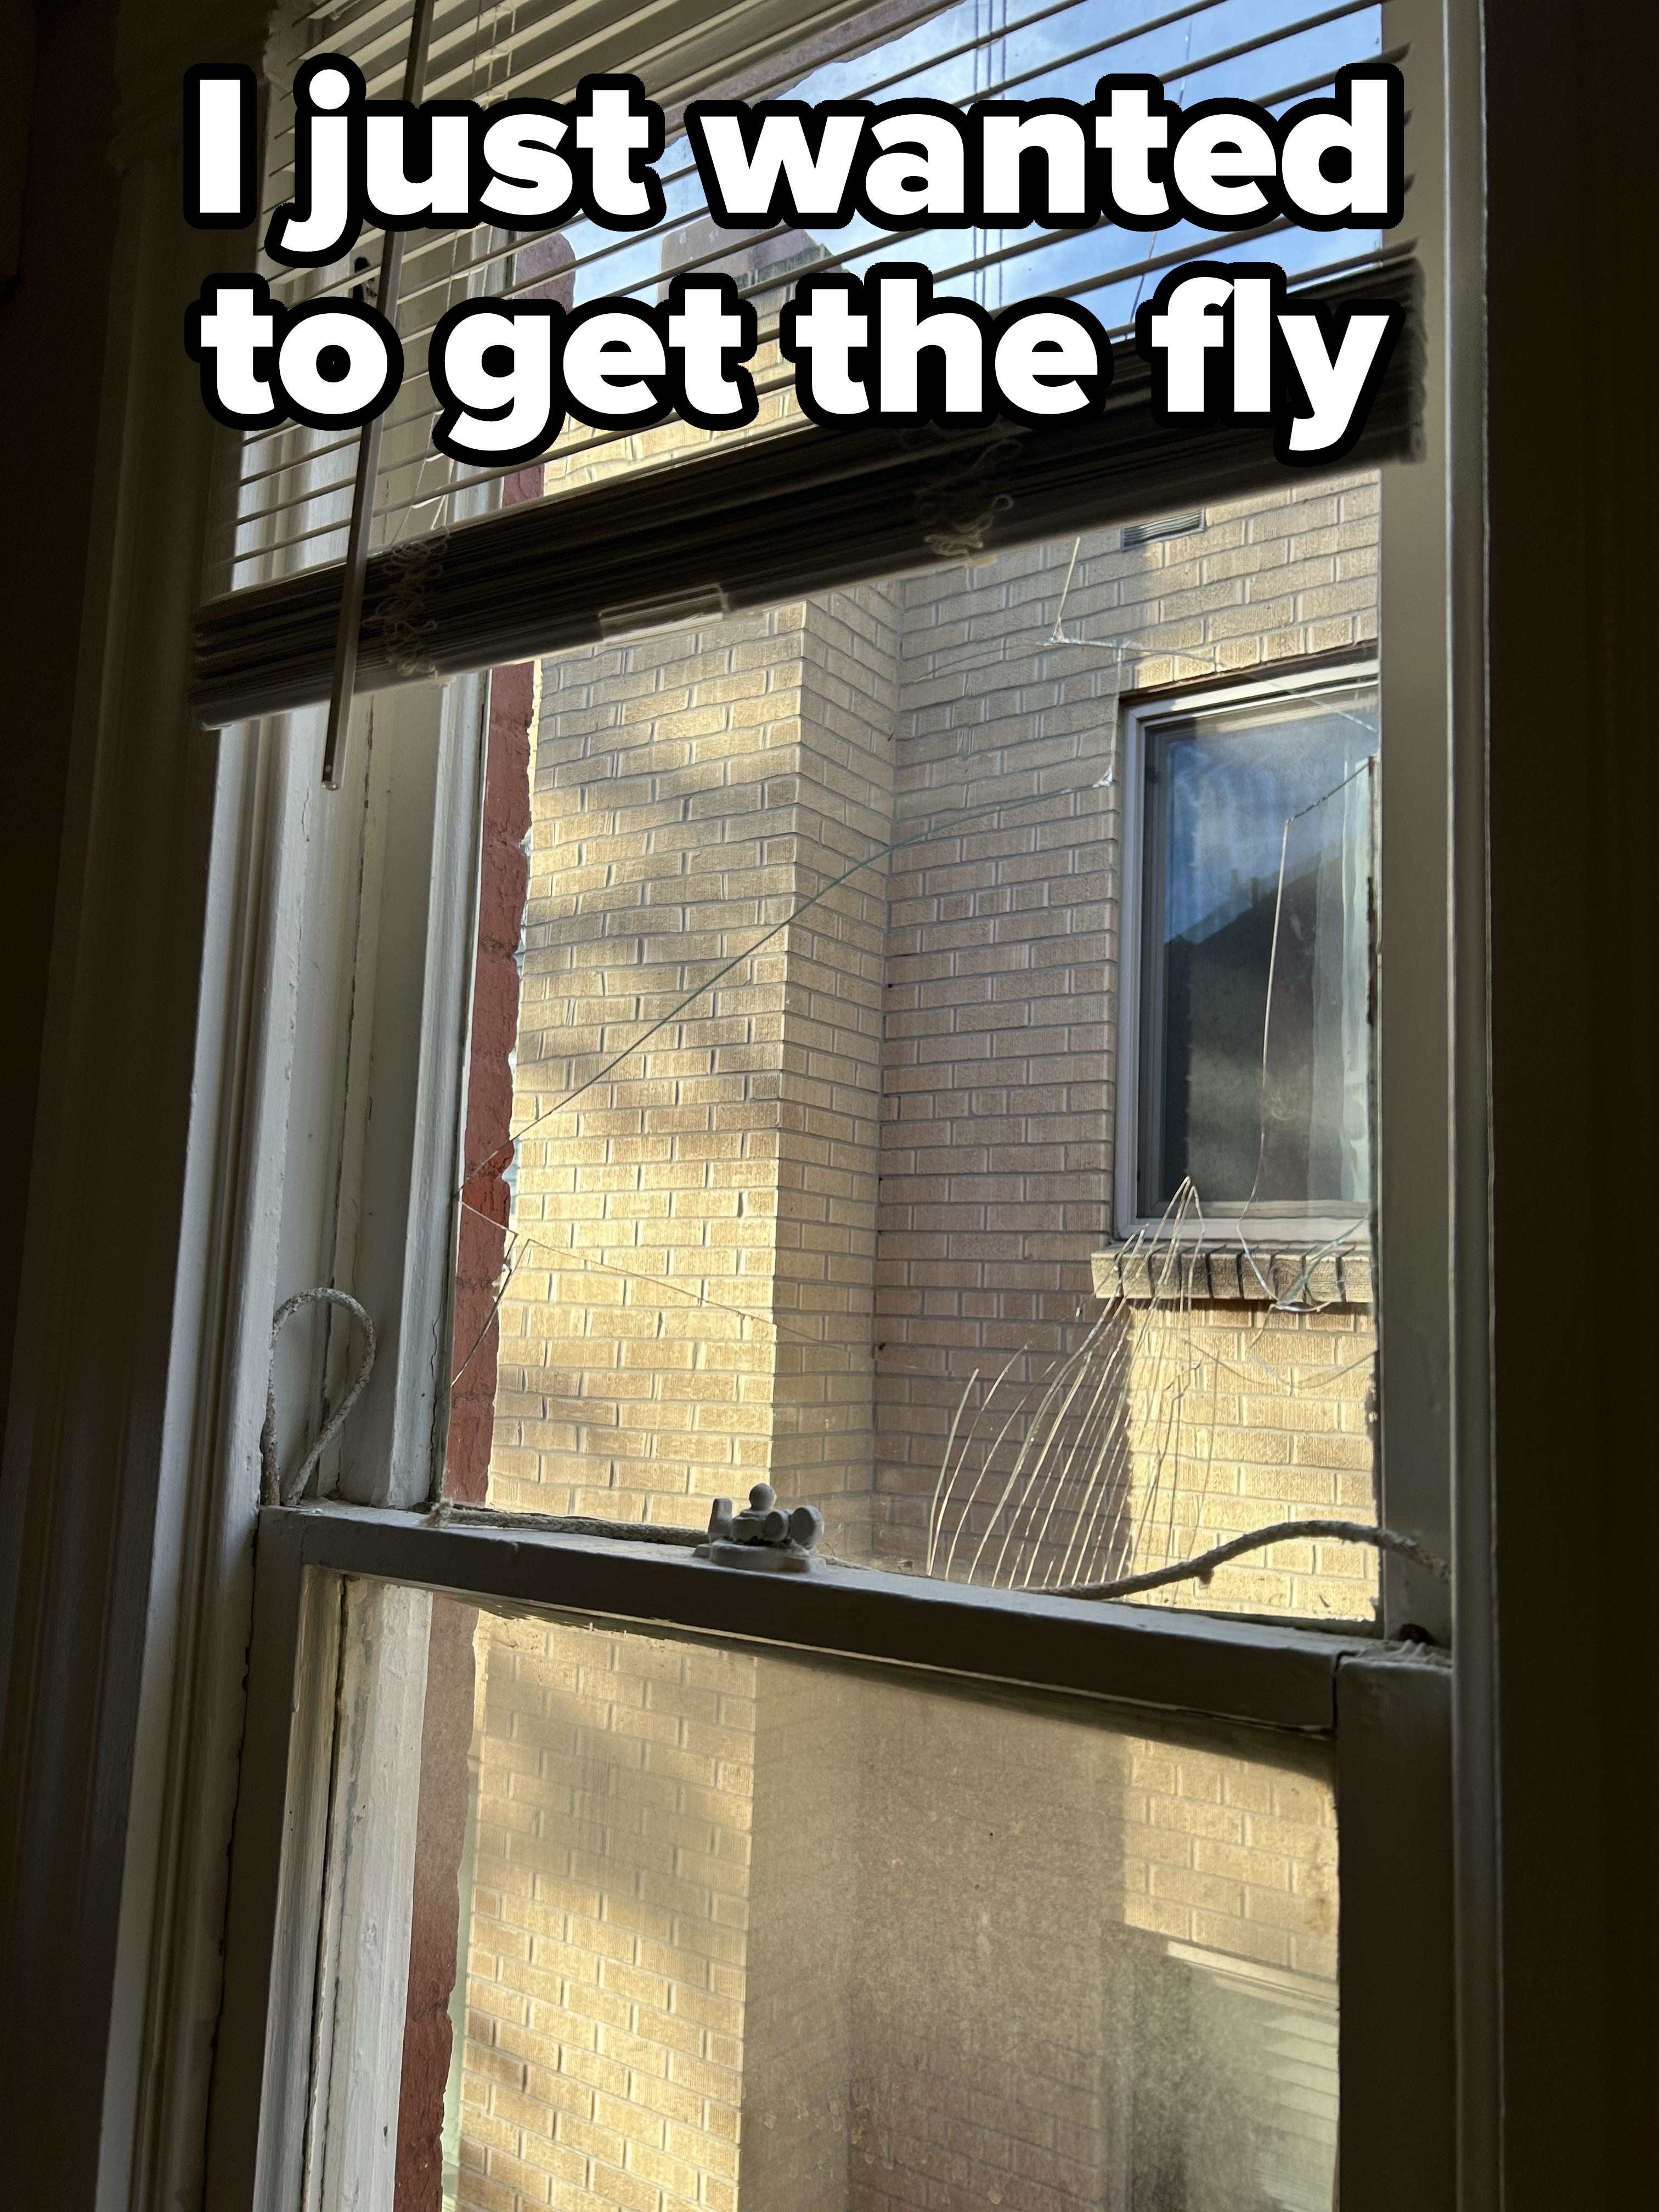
[1121,511,1205,548]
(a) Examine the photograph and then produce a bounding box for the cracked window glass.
[441,479,1390,1625]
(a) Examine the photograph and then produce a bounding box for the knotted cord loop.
[913,434,1023,559]
[261,1288,377,1506]
[365,533,450,681]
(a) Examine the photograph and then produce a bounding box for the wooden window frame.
[0,3,1497,2209]
[190,0,1473,2192]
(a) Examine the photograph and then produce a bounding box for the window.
[214,0,1391,600]
[208,470,1442,2207]
[190,4,1465,2211]
[1119,667,1380,1244]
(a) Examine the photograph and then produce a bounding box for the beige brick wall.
[1113,1304,1376,1620]
[1112,477,1379,689]
[488,610,789,1522]
[458,1622,755,2212]
[489,587,899,1553]
[759,589,898,1550]
[871,533,1119,1577]
[1120,1729,1338,1982]
[733,1662,859,2212]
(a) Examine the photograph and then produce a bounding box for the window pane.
[334,1589,1340,2212]
[444,478,1382,1622]
[1143,686,1378,1217]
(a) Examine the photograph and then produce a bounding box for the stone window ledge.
[1091,1243,1374,1309]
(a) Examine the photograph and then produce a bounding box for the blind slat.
[195,255,1421,723]
[219,0,1393,597]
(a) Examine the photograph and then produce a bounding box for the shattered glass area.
[447,480,1383,1622]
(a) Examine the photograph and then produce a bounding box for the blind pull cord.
[320,0,439,789]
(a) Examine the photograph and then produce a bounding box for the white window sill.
[1092,1242,1374,1308]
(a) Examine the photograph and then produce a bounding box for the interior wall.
[1485,1,1659,2201]
[0,0,120,1432]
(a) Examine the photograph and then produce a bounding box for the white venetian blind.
[212,0,1394,600]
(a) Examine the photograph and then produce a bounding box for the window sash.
[205,1497,1455,2212]
[259,1499,1368,1720]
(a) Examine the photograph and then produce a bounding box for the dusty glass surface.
[372,1596,1340,2212]
[444,480,1382,1622]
